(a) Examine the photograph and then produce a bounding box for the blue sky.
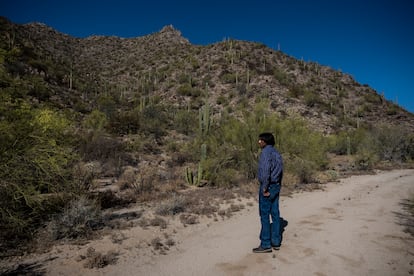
[2,0,413,113]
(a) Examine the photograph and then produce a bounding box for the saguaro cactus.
[185,144,207,186]
[199,104,210,137]
[200,143,207,161]
[185,164,203,186]
[185,167,194,185]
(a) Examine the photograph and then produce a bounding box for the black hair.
[259,132,275,146]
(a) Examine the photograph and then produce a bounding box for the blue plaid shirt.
[258,145,283,192]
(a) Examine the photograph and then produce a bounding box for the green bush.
[184,102,328,186]
[303,90,323,107]
[329,124,414,166]
[82,109,108,132]
[220,72,237,84]
[354,149,378,170]
[367,124,414,162]
[0,101,77,245]
[288,84,305,98]
[278,116,328,171]
[172,108,197,135]
[110,104,168,138]
[177,84,193,96]
[273,68,290,86]
[285,155,317,183]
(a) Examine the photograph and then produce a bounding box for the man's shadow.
[271,217,288,245]
[279,217,288,245]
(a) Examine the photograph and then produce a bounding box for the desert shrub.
[236,83,247,95]
[155,194,188,216]
[288,84,305,98]
[150,237,164,250]
[124,133,160,155]
[169,150,192,166]
[97,190,135,209]
[368,124,414,162]
[363,92,382,104]
[216,95,228,105]
[386,105,398,115]
[354,149,378,170]
[47,196,102,240]
[177,84,193,96]
[150,236,174,253]
[197,124,254,186]
[282,172,300,189]
[0,101,77,246]
[207,167,242,187]
[150,217,168,229]
[165,238,175,247]
[109,109,141,134]
[110,104,168,139]
[329,128,368,155]
[82,109,108,132]
[140,105,169,137]
[97,94,117,118]
[71,161,102,192]
[131,169,157,195]
[273,67,290,86]
[285,155,317,183]
[303,89,323,107]
[83,247,118,268]
[228,203,245,213]
[278,116,328,172]
[79,132,124,162]
[220,72,237,84]
[219,103,279,178]
[27,75,53,100]
[329,124,414,166]
[172,108,197,135]
[179,214,199,225]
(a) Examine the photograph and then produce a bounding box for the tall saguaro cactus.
[200,143,207,161]
[185,91,211,186]
[199,104,210,137]
[69,61,73,90]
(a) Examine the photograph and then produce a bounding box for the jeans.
[259,184,281,248]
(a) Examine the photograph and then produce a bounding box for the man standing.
[253,132,283,253]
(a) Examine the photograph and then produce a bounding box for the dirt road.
[113,169,414,276]
[3,170,414,276]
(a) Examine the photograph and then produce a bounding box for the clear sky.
[2,0,413,113]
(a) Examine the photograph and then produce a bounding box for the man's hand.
[263,190,270,197]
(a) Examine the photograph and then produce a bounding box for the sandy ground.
[2,169,414,276]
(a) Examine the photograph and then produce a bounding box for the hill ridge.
[0,16,413,133]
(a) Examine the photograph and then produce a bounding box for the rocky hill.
[1,16,413,134]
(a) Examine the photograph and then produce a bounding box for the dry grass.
[103,210,143,230]
[81,247,119,269]
[150,217,168,229]
[150,236,175,255]
[179,214,199,225]
[155,194,188,216]
[47,196,103,240]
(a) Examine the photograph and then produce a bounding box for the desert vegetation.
[0,17,413,257]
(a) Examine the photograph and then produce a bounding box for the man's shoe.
[272,244,281,250]
[252,246,272,253]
